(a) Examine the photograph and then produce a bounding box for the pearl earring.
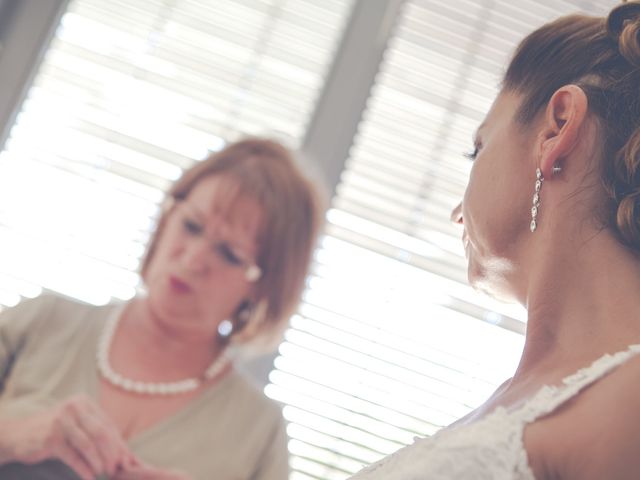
[245,264,262,282]
[216,302,253,342]
[217,319,234,338]
[530,168,543,232]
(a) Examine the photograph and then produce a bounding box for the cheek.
[461,166,488,239]
[150,231,181,266]
[144,242,179,290]
[204,274,251,299]
[199,277,252,318]
[463,164,525,257]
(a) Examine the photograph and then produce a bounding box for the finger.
[70,403,122,476]
[59,413,104,476]
[55,442,96,480]
[83,399,134,472]
[123,450,141,469]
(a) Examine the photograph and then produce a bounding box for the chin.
[147,285,190,317]
[467,259,517,304]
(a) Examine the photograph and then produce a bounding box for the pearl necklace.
[96,305,230,395]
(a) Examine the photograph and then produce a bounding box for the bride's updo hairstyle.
[502,1,640,250]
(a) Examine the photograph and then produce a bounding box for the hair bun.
[616,189,640,247]
[607,1,640,66]
[615,127,640,249]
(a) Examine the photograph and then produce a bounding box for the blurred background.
[0,0,618,478]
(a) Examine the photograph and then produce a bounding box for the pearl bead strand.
[97,306,229,395]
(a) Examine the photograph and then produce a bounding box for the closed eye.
[183,218,203,235]
[464,138,483,161]
[463,146,479,161]
[217,244,242,265]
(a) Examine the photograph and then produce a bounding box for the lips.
[169,275,192,294]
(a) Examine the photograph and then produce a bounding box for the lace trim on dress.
[350,344,640,480]
[512,344,640,478]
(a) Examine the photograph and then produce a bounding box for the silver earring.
[530,168,543,232]
[552,165,562,175]
[217,319,234,338]
[216,302,252,342]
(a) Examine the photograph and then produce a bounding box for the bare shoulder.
[525,353,640,480]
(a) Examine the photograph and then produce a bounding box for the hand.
[113,462,192,480]
[0,394,136,480]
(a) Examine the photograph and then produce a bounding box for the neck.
[121,298,226,375]
[514,227,640,380]
[134,298,222,347]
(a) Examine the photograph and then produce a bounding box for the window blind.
[0,0,354,307]
[266,1,619,478]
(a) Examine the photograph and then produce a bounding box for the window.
[0,0,354,306]
[0,1,619,478]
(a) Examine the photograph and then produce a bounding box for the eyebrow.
[181,202,258,254]
[219,237,256,260]
[181,202,206,219]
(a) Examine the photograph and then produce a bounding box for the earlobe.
[538,85,588,178]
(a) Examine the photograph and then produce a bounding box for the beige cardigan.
[0,295,289,480]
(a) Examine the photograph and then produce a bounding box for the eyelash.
[182,218,243,265]
[217,245,242,265]
[463,145,480,161]
[183,219,202,235]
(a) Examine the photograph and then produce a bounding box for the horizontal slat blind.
[267,1,618,478]
[0,0,354,307]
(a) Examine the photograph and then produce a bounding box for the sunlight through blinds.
[266,1,618,478]
[0,0,354,307]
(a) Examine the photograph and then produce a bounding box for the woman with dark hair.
[0,138,325,480]
[352,1,640,478]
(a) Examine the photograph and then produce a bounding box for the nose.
[450,202,463,225]
[181,238,211,273]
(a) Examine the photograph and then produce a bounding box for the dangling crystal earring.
[530,168,543,232]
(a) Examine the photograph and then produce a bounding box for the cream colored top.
[0,295,288,480]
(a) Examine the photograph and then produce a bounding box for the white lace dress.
[350,345,640,480]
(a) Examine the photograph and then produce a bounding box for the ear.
[537,85,588,178]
